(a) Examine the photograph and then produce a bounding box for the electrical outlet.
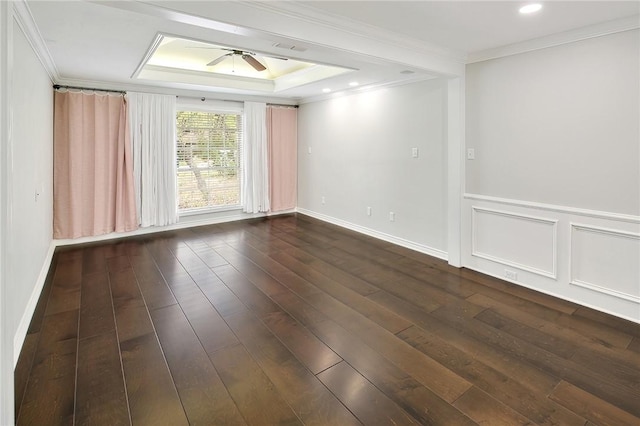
[321,196,325,205]
[389,212,395,222]
[467,148,475,160]
[505,269,518,281]
[411,147,419,158]
[366,206,372,216]
[308,146,312,154]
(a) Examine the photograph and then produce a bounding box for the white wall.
[464,29,640,322]
[298,79,448,258]
[9,21,54,361]
[466,29,639,215]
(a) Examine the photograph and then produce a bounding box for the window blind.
[176,111,243,211]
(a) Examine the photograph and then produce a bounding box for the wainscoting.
[463,194,640,323]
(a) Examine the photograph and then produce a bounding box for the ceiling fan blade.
[206,53,231,67]
[242,54,267,71]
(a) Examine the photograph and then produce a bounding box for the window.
[176,110,242,211]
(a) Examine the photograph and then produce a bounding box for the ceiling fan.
[207,49,267,71]
[187,47,289,72]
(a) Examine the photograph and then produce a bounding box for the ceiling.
[24,1,639,102]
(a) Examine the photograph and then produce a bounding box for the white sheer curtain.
[127,92,178,227]
[242,102,270,213]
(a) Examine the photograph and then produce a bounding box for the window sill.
[179,205,242,217]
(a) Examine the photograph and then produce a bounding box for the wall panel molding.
[570,223,640,304]
[471,206,558,279]
[464,193,640,224]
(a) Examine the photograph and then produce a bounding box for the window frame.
[176,100,244,215]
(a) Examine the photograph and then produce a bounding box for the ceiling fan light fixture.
[519,3,542,14]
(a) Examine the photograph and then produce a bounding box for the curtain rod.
[268,103,299,109]
[53,84,126,94]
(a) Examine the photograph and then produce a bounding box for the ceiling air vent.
[273,42,307,52]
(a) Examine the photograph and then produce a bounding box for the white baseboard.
[13,240,56,367]
[297,208,448,261]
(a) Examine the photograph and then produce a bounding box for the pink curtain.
[53,91,138,238]
[267,106,298,212]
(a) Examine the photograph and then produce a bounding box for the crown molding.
[468,15,640,64]
[298,74,436,105]
[242,1,468,65]
[12,0,58,82]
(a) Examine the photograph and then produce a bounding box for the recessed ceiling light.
[322,88,331,93]
[349,81,359,87]
[519,3,542,14]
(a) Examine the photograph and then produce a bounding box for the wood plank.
[17,310,79,426]
[75,331,130,426]
[470,304,577,358]
[466,286,632,349]
[549,380,640,426]
[367,291,561,395]
[467,293,639,366]
[434,303,640,417]
[210,262,342,374]
[452,386,533,426]
[45,255,82,317]
[224,243,411,333]
[288,243,460,312]
[127,249,178,311]
[119,332,189,426]
[109,264,155,343]
[82,245,107,276]
[150,305,246,425]
[217,241,472,403]
[215,243,322,298]
[177,292,239,355]
[317,361,419,425]
[277,246,380,296]
[306,319,476,425]
[208,252,473,424]
[628,337,640,354]
[398,325,584,425]
[259,309,342,375]
[208,343,303,425]
[213,264,284,318]
[572,306,640,339]
[224,311,361,425]
[79,271,115,340]
[184,239,229,268]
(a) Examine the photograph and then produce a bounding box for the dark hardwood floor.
[14,213,640,425]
